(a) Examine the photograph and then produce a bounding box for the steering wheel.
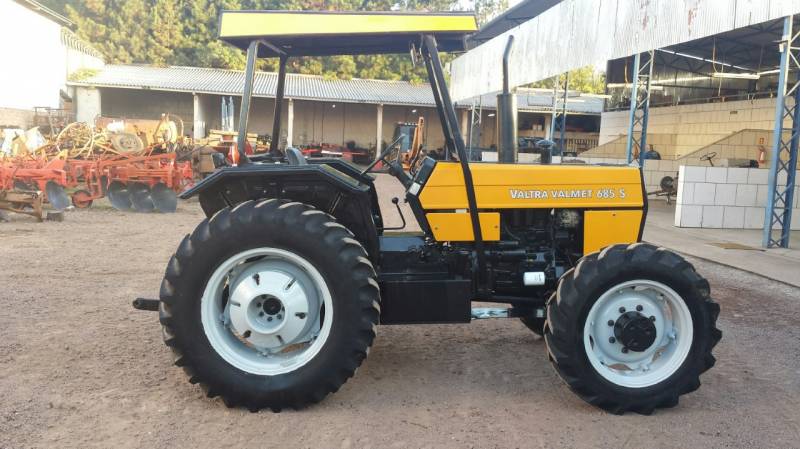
[359,134,407,176]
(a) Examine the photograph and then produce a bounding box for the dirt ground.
[2,176,800,449]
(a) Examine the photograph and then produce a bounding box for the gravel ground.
[1,176,799,449]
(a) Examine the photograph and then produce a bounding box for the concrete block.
[756,184,770,207]
[715,184,737,206]
[735,184,758,206]
[683,166,707,182]
[644,171,654,187]
[723,206,745,229]
[706,167,727,183]
[702,206,724,228]
[677,181,694,205]
[694,183,716,205]
[748,168,769,185]
[744,207,765,229]
[727,167,749,184]
[679,205,703,228]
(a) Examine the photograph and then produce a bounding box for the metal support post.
[549,74,568,154]
[286,98,294,148]
[375,104,383,160]
[467,97,482,156]
[764,15,799,248]
[236,40,259,165]
[270,55,288,155]
[625,51,654,166]
[422,34,486,295]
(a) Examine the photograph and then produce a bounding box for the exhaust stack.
[497,36,518,164]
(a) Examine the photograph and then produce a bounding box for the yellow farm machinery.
[134,10,721,415]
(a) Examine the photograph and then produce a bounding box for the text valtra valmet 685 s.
[134,10,721,415]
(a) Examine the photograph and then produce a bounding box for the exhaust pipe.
[497,35,518,164]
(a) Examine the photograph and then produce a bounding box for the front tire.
[544,243,721,414]
[159,199,380,411]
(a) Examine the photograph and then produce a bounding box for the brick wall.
[674,166,800,230]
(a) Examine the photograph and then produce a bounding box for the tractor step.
[471,307,544,320]
[132,298,160,311]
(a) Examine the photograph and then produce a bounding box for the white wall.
[75,87,100,123]
[0,1,66,110]
[674,166,800,230]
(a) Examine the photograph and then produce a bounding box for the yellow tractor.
[134,10,720,414]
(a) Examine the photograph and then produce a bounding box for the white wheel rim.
[583,280,693,388]
[200,247,333,376]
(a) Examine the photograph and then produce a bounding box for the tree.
[529,66,607,94]
[474,0,508,26]
[41,0,493,82]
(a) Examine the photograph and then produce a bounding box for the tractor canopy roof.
[218,10,477,57]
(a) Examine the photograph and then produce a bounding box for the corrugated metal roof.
[451,0,800,101]
[69,64,603,114]
[68,65,438,107]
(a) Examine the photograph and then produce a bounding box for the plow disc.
[107,181,133,211]
[45,181,70,210]
[151,183,178,213]
[129,182,155,212]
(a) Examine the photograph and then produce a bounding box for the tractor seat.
[286,147,307,165]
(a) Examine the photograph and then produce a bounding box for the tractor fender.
[182,163,382,260]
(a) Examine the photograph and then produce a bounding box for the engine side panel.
[418,162,644,210]
[583,210,643,253]
[414,162,645,252]
[426,212,500,241]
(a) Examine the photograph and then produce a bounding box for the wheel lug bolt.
[277,314,282,319]
[619,307,626,313]
[259,312,264,317]
[607,320,614,326]
[267,317,273,322]
[650,316,656,321]
[609,337,616,343]
[621,347,629,353]
[636,305,643,312]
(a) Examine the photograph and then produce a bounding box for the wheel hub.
[613,311,657,352]
[261,296,283,315]
[227,263,314,350]
[583,279,694,388]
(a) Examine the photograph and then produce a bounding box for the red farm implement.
[77,152,193,212]
[0,119,195,215]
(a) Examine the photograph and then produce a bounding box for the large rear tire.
[544,243,721,414]
[159,199,380,411]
